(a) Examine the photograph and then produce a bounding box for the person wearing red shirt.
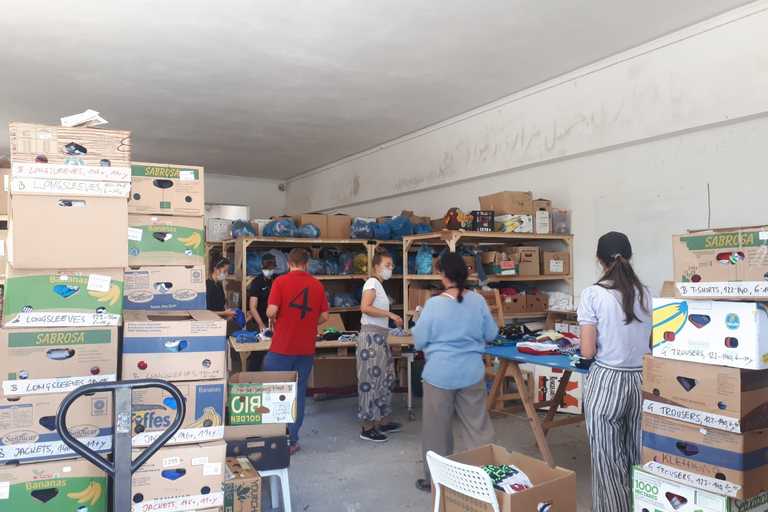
[265,248,329,454]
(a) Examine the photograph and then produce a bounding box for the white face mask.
[263,269,275,278]
[380,268,393,281]
[214,271,226,282]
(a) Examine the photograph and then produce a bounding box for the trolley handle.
[56,379,186,476]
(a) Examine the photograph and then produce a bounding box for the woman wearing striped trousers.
[577,232,652,512]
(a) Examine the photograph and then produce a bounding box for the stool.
[259,467,292,512]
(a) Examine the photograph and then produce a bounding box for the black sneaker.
[360,429,388,443]
[379,422,402,434]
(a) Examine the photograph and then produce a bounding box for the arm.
[318,311,330,325]
[580,325,597,359]
[318,286,330,325]
[412,300,434,351]
[249,296,266,330]
[266,279,281,322]
[577,287,598,359]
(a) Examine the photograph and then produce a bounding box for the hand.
[390,314,404,328]
[223,309,237,319]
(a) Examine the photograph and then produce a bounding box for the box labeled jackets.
[514,247,541,276]
[542,251,570,275]
[129,162,205,216]
[224,457,262,512]
[479,191,534,215]
[642,414,768,499]
[0,327,118,398]
[643,355,768,433]
[652,299,768,370]
[124,265,207,311]
[8,194,128,269]
[128,214,205,266]
[131,379,225,447]
[534,366,583,415]
[3,268,124,327]
[9,122,131,167]
[131,441,226,512]
[0,458,108,512]
[227,372,298,426]
[0,391,112,463]
[122,310,226,381]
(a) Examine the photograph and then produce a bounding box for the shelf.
[405,274,571,282]
[329,306,360,313]
[503,312,548,320]
[404,231,572,242]
[239,236,370,247]
[316,274,368,281]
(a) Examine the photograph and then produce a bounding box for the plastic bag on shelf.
[413,223,432,234]
[308,258,326,275]
[324,258,340,275]
[263,218,297,237]
[371,222,392,240]
[351,218,375,239]
[416,245,434,275]
[268,249,289,275]
[353,253,368,274]
[338,251,354,275]
[296,223,321,238]
[332,292,358,308]
[389,215,413,240]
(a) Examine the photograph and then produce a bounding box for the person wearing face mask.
[206,258,236,320]
[357,247,404,443]
[248,253,277,335]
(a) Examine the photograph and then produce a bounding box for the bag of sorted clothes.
[482,464,533,494]
[413,223,432,234]
[351,217,375,239]
[353,253,368,274]
[324,258,340,275]
[332,292,357,308]
[389,215,414,240]
[231,220,256,239]
[246,251,262,276]
[267,249,289,275]
[338,251,355,275]
[308,258,326,275]
[263,218,297,237]
[416,245,433,275]
[371,222,392,240]
[296,223,321,238]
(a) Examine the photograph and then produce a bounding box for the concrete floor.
[270,394,593,512]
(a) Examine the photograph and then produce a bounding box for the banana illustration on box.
[188,406,222,428]
[652,301,688,347]
[67,481,102,506]
[178,232,202,249]
[88,284,121,306]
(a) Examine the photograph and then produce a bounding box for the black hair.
[437,252,469,303]
[213,258,230,272]
[373,246,392,267]
[595,231,647,324]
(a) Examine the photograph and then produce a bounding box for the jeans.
[262,352,314,444]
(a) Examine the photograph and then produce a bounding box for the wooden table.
[484,345,588,467]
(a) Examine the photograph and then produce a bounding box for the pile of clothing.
[351,215,432,240]
[516,330,580,356]
[482,464,533,494]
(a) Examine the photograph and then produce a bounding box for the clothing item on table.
[357,324,395,423]
[232,308,246,329]
[205,278,226,312]
[361,277,391,329]
[232,329,262,343]
[482,464,533,493]
[360,428,388,443]
[262,352,314,445]
[570,355,594,370]
[389,327,408,337]
[337,334,358,342]
[516,342,561,355]
[268,270,329,356]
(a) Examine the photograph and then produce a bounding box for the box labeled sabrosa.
[227,372,297,426]
[0,327,117,398]
[131,440,226,512]
[128,214,205,266]
[642,414,768,500]
[124,265,207,311]
[131,379,225,447]
[642,355,768,433]
[0,458,108,512]
[224,457,262,512]
[652,299,768,370]
[3,267,124,327]
[433,444,576,511]
[9,194,128,269]
[122,310,226,381]
[129,162,205,216]
[0,391,112,463]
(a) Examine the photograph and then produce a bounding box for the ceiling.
[0,0,752,178]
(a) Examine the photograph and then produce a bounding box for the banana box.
[3,267,124,327]
[128,214,204,266]
[131,441,226,512]
[652,298,768,370]
[0,391,112,463]
[122,310,226,381]
[0,327,118,399]
[0,458,108,512]
[128,162,205,216]
[131,379,225,447]
[227,372,298,426]
[124,265,207,311]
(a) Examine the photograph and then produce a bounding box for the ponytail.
[437,252,469,303]
[597,253,648,324]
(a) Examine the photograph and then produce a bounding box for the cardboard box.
[8,194,128,269]
[122,310,227,381]
[495,214,533,233]
[0,458,108,512]
[9,162,131,198]
[124,265,207,311]
[651,298,768,370]
[0,327,117,398]
[297,214,328,238]
[642,414,768,499]
[479,191,534,215]
[326,214,352,239]
[206,217,232,242]
[129,162,205,216]
[227,372,297,426]
[224,457,262,512]
[0,231,7,279]
[132,379,225,447]
[526,291,549,314]
[318,313,345,334]
[643,355,768,433]
[514,247,541,276]
[131,441,226,512]
[0,168,9,215]
[533,199,551,234]
[501,292,526,315]
[542,251,570,275]
[225,424,290,471]
[128,214,205,266]
[0,391,112,463]
[9,122,131,167]
[534,366,583,415]
[434,444,576,511]
[308,358,358,389]
[3,267,124,327]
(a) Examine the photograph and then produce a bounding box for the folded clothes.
[516,341,561,355]
[482,464,533,494]
[232,329,262,343]
[389,327,408,337]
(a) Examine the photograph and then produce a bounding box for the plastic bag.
[324,259,340,275]
[230,220,255,239]
[413,223,432,234]
[389,215,414,240]
[332,292,358,308]
[351,218,375,239]
[297,223,321,238]
[308,258,325,275]
[371,222,392,240]
[338,252,354,275]
[246,251,262,276]
[416,245,433,275]
[353,253,368,274]
[267,249,289,275]
[263,219,297,237]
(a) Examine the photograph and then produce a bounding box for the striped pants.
[583,363,643,512]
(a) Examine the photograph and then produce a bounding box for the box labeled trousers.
[128,214,205,266]
[8,194,128,269]
[642,414,768,499]
[0,327,118,398]
[132,379,225,447]
[124,265,207,311]
[122,310,226,381]
[131,441,226,512]
[643,355,768,433]
[434,444,576,511]
[224,457,262,512]
[0,458,108,512]
[0,391,112,463]
[3,268,124,327]
[652,299,768,370]
[129,162,205,216]
[227,372,298,426]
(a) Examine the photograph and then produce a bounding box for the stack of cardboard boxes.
[123,162,228,511]
[635,226,768,511]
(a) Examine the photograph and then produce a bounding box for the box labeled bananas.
[128,214,204,266]
[0,459,108,512]
[128,162,205,216]
[2,267,124,327]
[123,265,207,311]
[131,379,225,447]
[0,327,117,398]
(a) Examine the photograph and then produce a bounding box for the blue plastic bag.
[351,218,375,239]
[416,245,434,275]
[231,220,255,239]
[308,258,326,275]
[297,223,321,238]
[246,251,262,276]
[413,223,432,234]
[338,252,354,275]
[263,219,297,237]
[389,215,414,240]
[332,292,358,308]
[371,222,392,240]
[324,259,340,275]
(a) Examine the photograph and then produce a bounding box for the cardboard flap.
[225,424,287,440]
[318,313,345,333]
[229,371,297,385]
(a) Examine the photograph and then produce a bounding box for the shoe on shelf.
[360,429,389,443]
[289,443,301,456]
[379,422,402,434]
[415,479,431,493]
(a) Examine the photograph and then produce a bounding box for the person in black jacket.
[207,258,236,320]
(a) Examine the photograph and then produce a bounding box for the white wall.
[205,173,286,218]
[285,2,768,295]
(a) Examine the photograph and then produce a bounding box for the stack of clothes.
[516,330,580,356]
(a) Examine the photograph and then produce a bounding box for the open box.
[224,456,262,512]
[227,372,297,426]
[225,424,289,471]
